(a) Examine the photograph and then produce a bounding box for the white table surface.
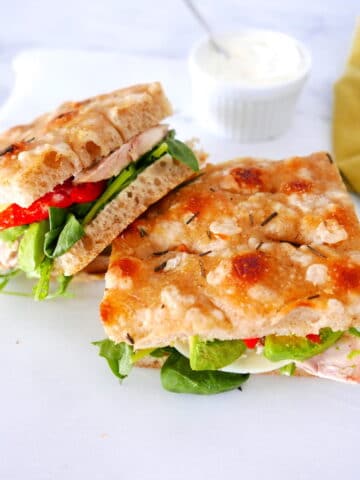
[0,2,359,479]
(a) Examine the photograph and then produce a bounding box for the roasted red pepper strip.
[0,179,106,229]
[243,337,260,349]
[306,334,321,344]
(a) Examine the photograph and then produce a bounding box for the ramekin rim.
[188,28,312,92]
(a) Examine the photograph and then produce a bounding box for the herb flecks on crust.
[101,153,360,348]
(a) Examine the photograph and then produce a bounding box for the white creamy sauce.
[196,31,305,86]
[174,340,290,374]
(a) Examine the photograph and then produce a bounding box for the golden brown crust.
[135,356,165,369]
[54,155,197,276]
[101,153,360,348]
[0,83,172,207]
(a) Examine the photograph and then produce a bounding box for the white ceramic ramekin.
[188,30,312,142]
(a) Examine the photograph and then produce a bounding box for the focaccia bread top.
[101,153,360,348]
[0,82,172,207]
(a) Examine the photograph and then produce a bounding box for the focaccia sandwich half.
[95,152,360,394]
[0,82,202,299]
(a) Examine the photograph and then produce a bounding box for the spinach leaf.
[51,214,84,258]
[167,129,176,140]
[44,207,67,256]
[0,225,28,243]
[70,202,94,218]
[161,350,249,395]
[83,163,137,225]
[93,339,133,379]
[44,208,84,258]
[189,336,246,370]
[166,137,199,172]
[33,257,53,301]
[18,221,49,273]
[150,346,174,358]
[48,206,68,231]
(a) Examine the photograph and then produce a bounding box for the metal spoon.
[183,0,230,58]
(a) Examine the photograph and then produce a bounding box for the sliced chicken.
[0,239,18,272]
[298,333,360,383]
[74,124,168,184]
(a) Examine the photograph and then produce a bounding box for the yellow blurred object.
[333,20,360,193]
[0,204,9,212]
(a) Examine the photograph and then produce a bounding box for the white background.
[0,1,360,479]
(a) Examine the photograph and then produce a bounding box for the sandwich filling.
[94,328,360,395]
[0,128,199,299]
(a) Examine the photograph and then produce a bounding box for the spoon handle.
[183,0,229,57]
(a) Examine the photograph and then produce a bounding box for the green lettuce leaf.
[93,339,133,379]
[131,348,154,363]
[18,220,48,273]
[160,350,249,395]
[189,336,246,370]
[0,269,21,291]
[33,257,53,301]
[1,131,198,301]
[48,274,73,299]
[264,328,343,362]
[0,225,28,243]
